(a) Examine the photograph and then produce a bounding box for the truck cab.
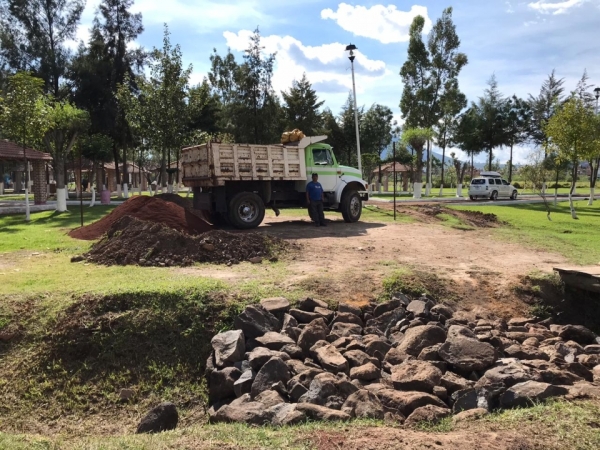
[181,136,369,229]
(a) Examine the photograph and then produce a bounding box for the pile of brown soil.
[83,216,285,266]
[70,195,212,240]
[154,192,193,209]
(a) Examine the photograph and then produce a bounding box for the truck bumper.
[359,191,369,201]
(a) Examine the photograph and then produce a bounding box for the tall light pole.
[594,87,600,114]
[346,44,362,176]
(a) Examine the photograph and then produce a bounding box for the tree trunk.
[488,148,493,172]
[588,157,599,206]
[55,153,67,212]
[161,148,167,191]
[425,140,431,196]
[509,142,514,183]
[470,153,474,180]
[439,144,446,197]
[554,168,559,207]
[413,147,424,199]
[569,163,578,219]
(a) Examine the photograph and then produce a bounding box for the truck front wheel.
[228,192,265,229]
[340,190,362,223]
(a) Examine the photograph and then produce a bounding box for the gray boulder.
[439,325,496,371]
[481,358,543,387]
[255,332,295,350]
[349,362,380,381]
[407,300,429,317]
[297,297,329,312]
[338,302,362,317]
[233,369,256,397]
[255,390,286,408]
[260,297,290,319]
[136,402,178,434]
[211,330,245,368]
[209,367,241,403]
[250,357,291,398]
[373,300,402,318]
[268,403,307,426]
[234,305,281,338]
[247,347,290,371]
[289,309,321,324]
[405,405,451,426]
[377,389,447,417]
[500,381,569,408]
[210,401,270,425]
[391,360,443,393]
[559,325,598,346]
[331,322,363,337]
[341,389,384,419]
[331,312,364,327]
[298,318,329,354]
[440,371,474,394]
[397,325,447,357]
[295,403,351,421]
[315,344,349,374]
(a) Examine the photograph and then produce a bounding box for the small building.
[371,162,412,192]
[0,140,52,204]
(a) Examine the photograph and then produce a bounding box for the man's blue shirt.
[306,181,324,201]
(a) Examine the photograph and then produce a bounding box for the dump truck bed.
[181,142,307,187]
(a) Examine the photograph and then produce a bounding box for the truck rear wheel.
[341,190,362,223]
[228,192,265,229]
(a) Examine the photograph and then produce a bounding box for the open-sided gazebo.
[0,140,53,204]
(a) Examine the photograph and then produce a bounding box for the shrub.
[512,182,522,189]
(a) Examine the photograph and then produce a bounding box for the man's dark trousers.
[309,200,325,225]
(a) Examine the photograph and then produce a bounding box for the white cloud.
[320,3,432,44]
[528,0,588,15]
[506,2,515,13]
[223,30,389,97]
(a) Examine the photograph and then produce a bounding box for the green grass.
[0,206,116,253]
[451,200,600,264]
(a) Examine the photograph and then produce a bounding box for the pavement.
[367,193,591,207]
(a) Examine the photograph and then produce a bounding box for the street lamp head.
[345,43,357,62]
[595,87,600,100]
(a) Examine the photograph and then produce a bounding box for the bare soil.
[310,427,545,450]
[180,211,567,318]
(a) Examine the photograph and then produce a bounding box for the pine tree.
[400,7,467,195]
[69,0,144,188]
[281,73,324,135]
[527,70,565,156]
[0,0,85,97]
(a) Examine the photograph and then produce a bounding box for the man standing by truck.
[306,173,326,227]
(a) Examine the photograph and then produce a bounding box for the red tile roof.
[0,140,52,161]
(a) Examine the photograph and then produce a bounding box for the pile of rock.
[206,295,600,426]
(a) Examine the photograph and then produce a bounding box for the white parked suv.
[469,172,518,201]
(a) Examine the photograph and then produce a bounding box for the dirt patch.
[82,216,288,267]
[69,196,213,240]
[369,203,502,228]
[310,428,543,450]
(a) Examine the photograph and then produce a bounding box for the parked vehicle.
[181,136,369,229]
[468,171,518,201]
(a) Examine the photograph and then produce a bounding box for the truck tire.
[341,190,362,223]
[228,192,265,229]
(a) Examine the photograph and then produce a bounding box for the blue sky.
[71,0,600,163]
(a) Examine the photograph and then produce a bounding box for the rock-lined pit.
[205,295,600,426]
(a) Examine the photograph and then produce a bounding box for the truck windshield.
[313,148,333,165]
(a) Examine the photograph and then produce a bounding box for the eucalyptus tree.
[502,95,531,182]
[402,127,433,198]
[400,7,467,194]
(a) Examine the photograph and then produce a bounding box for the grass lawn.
[452,200,600,264]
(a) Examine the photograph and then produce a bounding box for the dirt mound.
[83,216,285,266]
[69,195,212,240]
[154,192,193,209]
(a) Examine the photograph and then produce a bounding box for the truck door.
[309,147,339,192]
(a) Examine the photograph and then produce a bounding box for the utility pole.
[346,44,362,176]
